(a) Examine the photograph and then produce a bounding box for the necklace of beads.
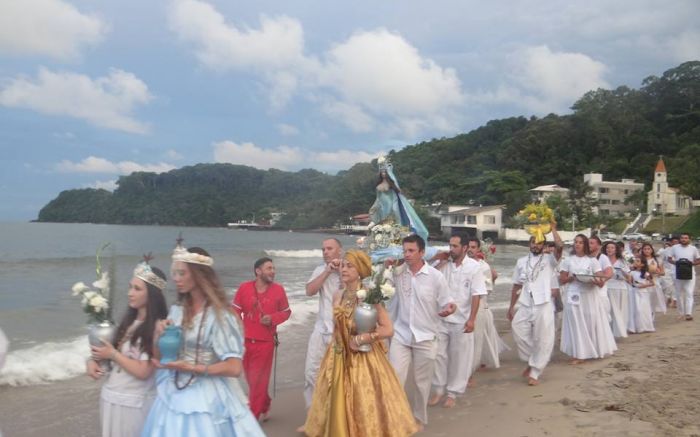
[174,305,208,390]
[526,252,545,283]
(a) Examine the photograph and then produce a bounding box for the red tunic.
[231,280,291,341]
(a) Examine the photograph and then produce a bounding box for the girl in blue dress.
[141,242,264,437]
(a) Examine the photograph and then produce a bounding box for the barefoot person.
[87,257,168,437]
[508,223,562,385]
[232,257,291,421]
[667,233,700,321]
[388,234,456,430]
[303,250,418,437]
[428,234,486,408]
[142,241,264,436]
[302,238,342,410]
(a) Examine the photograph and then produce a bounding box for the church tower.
[648,157,667,214]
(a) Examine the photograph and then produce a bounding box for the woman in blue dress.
[141,241,264,437]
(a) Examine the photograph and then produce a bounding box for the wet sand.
[1,295,699,437]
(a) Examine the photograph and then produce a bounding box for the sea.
[0,222,528,388]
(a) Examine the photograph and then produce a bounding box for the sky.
[0,0,698,221]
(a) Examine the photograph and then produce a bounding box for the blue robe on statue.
[368,165,435,262]
[141,305,264,437]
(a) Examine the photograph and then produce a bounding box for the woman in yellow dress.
[303,250,418,437]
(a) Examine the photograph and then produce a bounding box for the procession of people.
[80,158,699,437]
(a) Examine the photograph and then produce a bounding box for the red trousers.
[243,339,275,419]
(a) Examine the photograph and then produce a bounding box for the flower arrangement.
[71,243,115,324]
[357,264,395,304]
[518,203,555,243]
[480,238,497,263]
[366,222,410,252]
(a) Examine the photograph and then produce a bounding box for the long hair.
[178,247,231,327]
[571,234,590,256]
[376,170,400,193]
[589,235,602,259]
[113,267,168,358]
[640,242,658,265]
[602,241,621,261]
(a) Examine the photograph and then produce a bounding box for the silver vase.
[89,321,117,372]
[354,302,377,353]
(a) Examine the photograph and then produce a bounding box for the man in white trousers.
[388,234,455,431]
[668,233,700,321]
[428,233,486,408]
[302,238,342,408]
[507,222,563,386]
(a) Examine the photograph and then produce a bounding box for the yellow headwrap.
[344,249,372,279]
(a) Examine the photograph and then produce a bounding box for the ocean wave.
[0,336,89,387]
[265,249,321,258]
[0,299,318,387]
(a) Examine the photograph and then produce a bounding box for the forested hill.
[38,61,700,228]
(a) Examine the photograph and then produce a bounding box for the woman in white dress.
[87,259,168,437]
[627,256,655,333]
[641,243,667,315]
[602,241,630,338]
[559,234,617,363]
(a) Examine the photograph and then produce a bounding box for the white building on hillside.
[583,173,644,217]
[647,158,693,216]
[439,205,505,240]
[529,184,569,202]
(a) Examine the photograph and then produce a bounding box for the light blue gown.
[141,305,264,437]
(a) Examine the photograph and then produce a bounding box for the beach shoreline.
[1,295,698,437]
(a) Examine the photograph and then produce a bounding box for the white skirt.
[649,282,667,314]
[472,299,509,371]
[628,288,655,333]
[561,288,617,360]
[100,395,154,437]
[607,286,629,338]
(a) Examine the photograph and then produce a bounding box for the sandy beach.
[2,292,698,437]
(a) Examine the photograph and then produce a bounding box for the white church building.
[647,158,693,215]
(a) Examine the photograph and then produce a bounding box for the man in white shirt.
[668,233,700,320]
[507,222,563,386]
[427,234,486,409]
[302,238,342,408]
[388,234,456,430]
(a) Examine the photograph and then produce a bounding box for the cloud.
[0,68,153,133]
[0,0,107,60]
[167,1,464,138]
[213,141,303,170]
[56,156,175,174]
[470,45,609,114]
[85,180,118,191]
[165,149,184,160]
[213,140,381,171]
[276,123,300,136]
[168,0,306,71]
[666,30,700,63]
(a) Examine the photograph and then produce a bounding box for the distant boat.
[227,221,262,230]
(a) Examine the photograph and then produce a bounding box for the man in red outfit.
[232,257,291,421]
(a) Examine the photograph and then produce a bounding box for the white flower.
[383,267,393,281]
[356,236,366,246]
[71,282,89,296]
[374,234,382,242]
[92,272,109,290]
[380,283,395,298]
[89,294,108,311]
[356,289,367,300]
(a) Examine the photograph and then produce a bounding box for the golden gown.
[304,296,418,437]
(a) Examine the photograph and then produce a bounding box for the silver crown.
[134,262,167,290]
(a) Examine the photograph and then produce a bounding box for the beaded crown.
[134,259,167,291]
[171,236,214,266]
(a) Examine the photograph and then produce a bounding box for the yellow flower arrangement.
[518,203,555,243]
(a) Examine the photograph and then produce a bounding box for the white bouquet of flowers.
[358,264,395,304]
[71,243,115,324]
[367,222,410,252]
